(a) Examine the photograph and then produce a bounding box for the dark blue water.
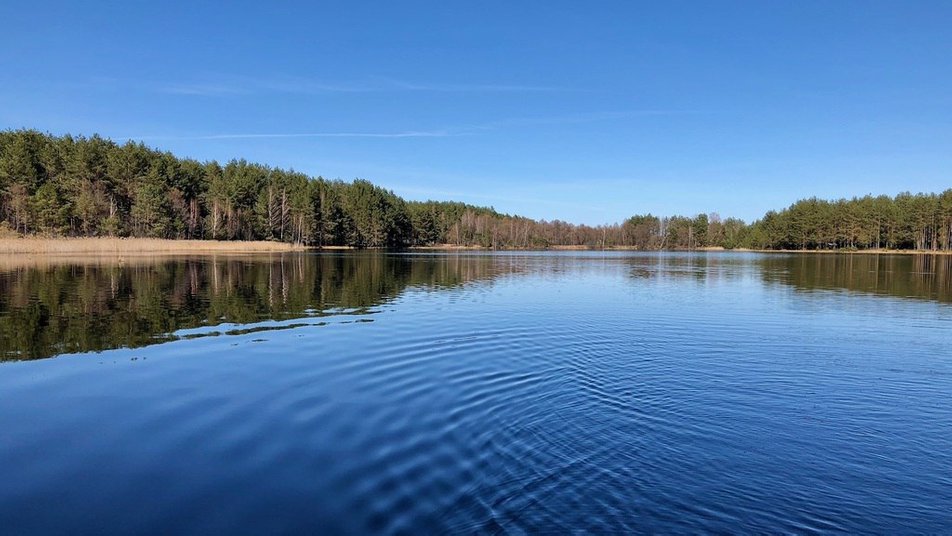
[1,252,950,533]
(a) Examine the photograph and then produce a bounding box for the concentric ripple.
[1,252,951,533]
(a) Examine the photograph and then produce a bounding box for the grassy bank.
[0,237,308,255]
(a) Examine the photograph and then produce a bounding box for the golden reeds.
[0,237,308,255]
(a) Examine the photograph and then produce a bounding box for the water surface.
[1,252,950,533]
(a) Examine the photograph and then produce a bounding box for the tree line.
[746,193,952,251]
[1,129,950,250]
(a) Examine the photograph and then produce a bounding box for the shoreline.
[728,248,952,256]
[410,244,952,255]
[0,237,308,255]
[1,238,950,256]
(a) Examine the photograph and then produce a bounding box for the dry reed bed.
[0,238,307,255]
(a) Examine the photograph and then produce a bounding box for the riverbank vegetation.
[2,129,951,251]
[0,237,305,255]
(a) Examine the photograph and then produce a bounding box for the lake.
[1,251,950,533]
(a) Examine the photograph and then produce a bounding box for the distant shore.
[410,244,952,255]
[728,247,952,256]
[1,238,949,256]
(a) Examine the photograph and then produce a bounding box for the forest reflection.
[759,253,952,304]
[1,252,949,361]
[623,252,952,303]
[0,253,519,361]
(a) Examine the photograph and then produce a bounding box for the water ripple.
[1,253,951,533]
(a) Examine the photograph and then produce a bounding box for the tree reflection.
[758,254,952,304]
[0,253,516,360]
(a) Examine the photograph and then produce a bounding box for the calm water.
[1,252,950,533]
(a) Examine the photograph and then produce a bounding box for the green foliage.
[745,192,952,251]
[33,182,67,235]
[1,129,949,250]
[0,130,426,247]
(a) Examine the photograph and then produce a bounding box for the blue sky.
[2,1,951,224]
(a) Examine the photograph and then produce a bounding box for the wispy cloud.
[116,108,703,144]
[465,109,708,131]
[154,74,580,96]
[160,78,383,96]
[119,131,453,141]
[397,109,706,137]
[390,184,610,213]
[372,76,568,93]
[160,83,254,96]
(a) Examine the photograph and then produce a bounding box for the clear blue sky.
[2,1,950,224]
